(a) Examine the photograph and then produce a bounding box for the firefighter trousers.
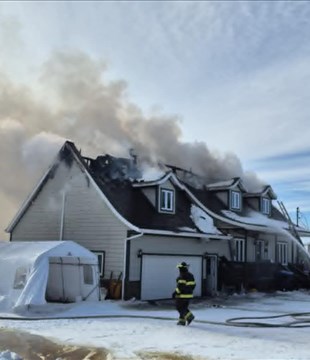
[176,298,192,323]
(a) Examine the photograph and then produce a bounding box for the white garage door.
[141,255,202,300]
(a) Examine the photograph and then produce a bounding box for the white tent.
[0,241,100,311]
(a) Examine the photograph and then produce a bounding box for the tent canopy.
[0,241,100,311]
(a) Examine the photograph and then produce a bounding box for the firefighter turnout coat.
[175,271,196,299]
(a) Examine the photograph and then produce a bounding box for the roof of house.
[243,185,277,200]
[206,177,247,192]
[7,140,296,238]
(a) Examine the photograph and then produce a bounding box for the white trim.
[179,184,277,232]
[140,228,231,240]
[132,172,173,187]
[235,238,246,262]
[123,231,144,300]
[261,197,271,215]
[230,190,241,210]
[277,242,288,265]
[158,188,175,213]
[68,149,141,233]
[59,191,66,240]
[87,175,140,232]
[133,171,188,190]
[6,142,141,234]
[207,178,248,192]
[147,173,285,233]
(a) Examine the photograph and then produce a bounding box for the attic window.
[261,197,271,215]
[230,190,241,211]
[159,188,175,213]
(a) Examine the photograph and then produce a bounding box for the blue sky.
[0,1,310,229]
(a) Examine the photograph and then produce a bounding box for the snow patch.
[191,205,222,234]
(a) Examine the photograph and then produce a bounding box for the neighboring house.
[6,141,310,300]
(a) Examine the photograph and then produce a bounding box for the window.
[261,197,271,215]
[235,239,245,262]
[13,266,28,289]
[277,242,288,265]
[83,265,94,285]
[92,251,105,277]
[230,190,241,210]
[159,188,175,212]
[255,240,264,261]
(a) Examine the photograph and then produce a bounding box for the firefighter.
[172,261,196,326]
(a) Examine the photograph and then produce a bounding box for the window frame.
[13,266,29,289]
[230,190,241,211]
[235,238,245,262]
[158,187,175,213]
[277,242,288,265]
[92,251,105,277]
[261,197,271,215]
[255,240,265,261]
[83,264,94,285]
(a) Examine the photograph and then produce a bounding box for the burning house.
[6,141,310,300]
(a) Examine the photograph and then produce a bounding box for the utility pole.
[296,207,300,227]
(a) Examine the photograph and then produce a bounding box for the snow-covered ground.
[1,290,310,359]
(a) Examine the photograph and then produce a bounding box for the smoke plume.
[0,51,263,238]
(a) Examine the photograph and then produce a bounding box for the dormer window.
[261,197,271,215]
[159,188,175,213]
[230,190,241,211]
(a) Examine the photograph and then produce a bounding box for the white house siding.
[11,159,129,279]
[62,171,129,279]
[11,162,71,241]
[128,235,231,281]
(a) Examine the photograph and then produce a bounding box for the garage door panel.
[141,255,202,300]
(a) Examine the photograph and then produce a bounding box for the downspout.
[59,191,66,241]
[122,231,144,300]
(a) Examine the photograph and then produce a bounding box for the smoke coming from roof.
[0,51,264,238]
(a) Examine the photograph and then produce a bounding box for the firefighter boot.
[185,312,195,325]
[177,318,186,326]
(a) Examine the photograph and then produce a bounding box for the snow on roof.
[206,178,247,192]
[244,185,277,200]
[222,209,288,229]
[191,205,222,235]
[207,179,236,189]
[140,165,166,182]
